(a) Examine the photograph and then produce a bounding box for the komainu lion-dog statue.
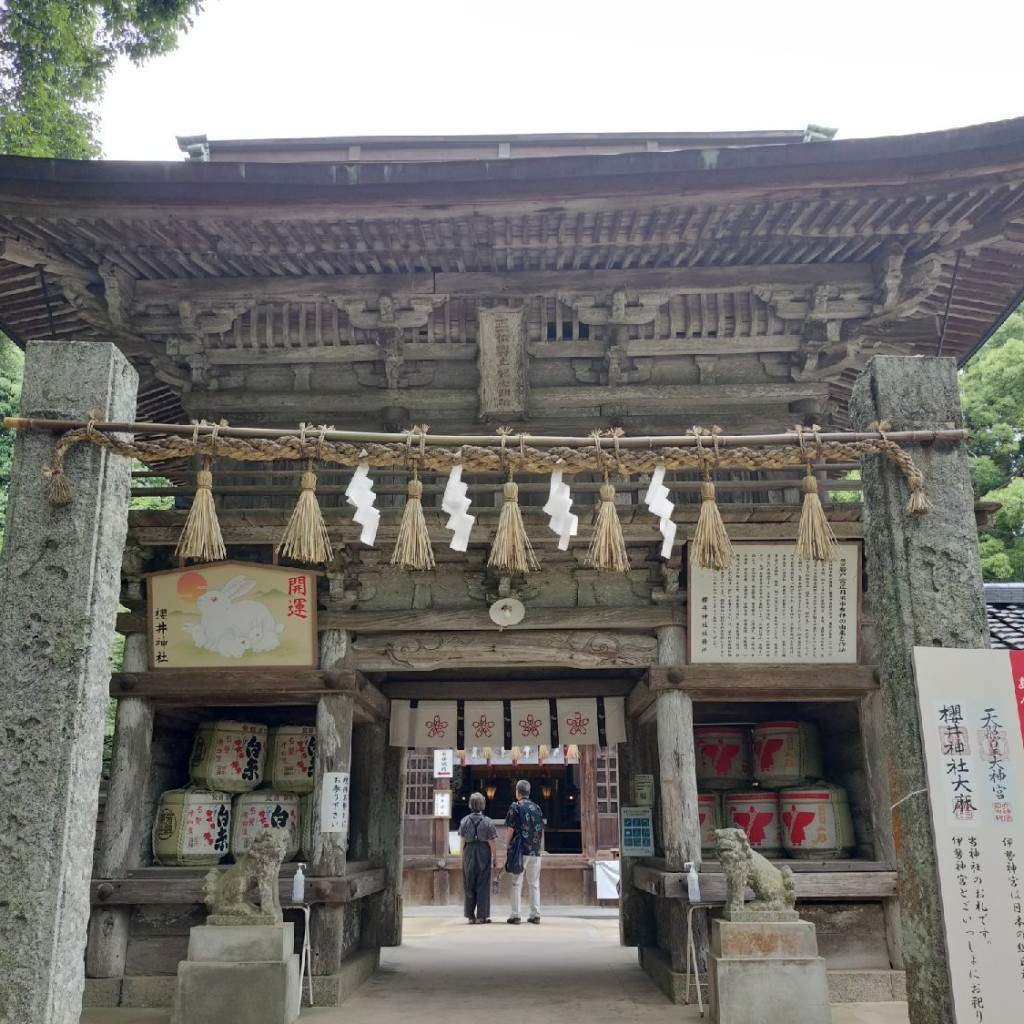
[714,827,797,917]
[204,828,288,925]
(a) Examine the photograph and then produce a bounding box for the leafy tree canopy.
[1,0,204,158]
[960,308,1024,579]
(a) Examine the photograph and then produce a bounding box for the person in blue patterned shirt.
[504,779,544,924]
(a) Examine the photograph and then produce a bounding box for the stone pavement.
[81,909,910,1024]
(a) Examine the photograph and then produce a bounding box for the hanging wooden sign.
[688,542,860,663]
[146,561,318,669]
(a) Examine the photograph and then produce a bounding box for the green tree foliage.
[1,0,204,158]
[961,308,1024,579]
[0,333,24,548]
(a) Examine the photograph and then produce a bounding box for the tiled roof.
[985,583,1024,649]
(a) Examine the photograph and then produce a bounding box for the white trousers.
[510,855,542,919]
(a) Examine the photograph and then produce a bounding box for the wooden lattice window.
[596,749,619,814]
[405,751,433,816]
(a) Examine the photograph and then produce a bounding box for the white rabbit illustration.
[188,575,284,657]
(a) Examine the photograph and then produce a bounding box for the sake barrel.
[265,725,316,794]
[780,784,855,860]
[723,790,783,855]
[752,721,823,787]
[152,788,232,866]
[698,793,723,855]
[694,726,752,790]
[189,720,267,793]
[230,791,301,861]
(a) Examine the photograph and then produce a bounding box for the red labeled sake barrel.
[694,725,751,790]
[230,791,301,861]
[189,720,268,793]
[152,788,232,866]
[780,784,855,859]
[724,790,783,855]
[751,721,823,788]
[698,793,723,855]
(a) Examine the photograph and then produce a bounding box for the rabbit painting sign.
[147,561,318,668]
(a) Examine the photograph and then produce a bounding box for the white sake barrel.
[780,785,855,859]
[230,791,301,861]
[152,788,232,866]
[189,720,268,793]
[752,721,823,787]
[698,793,723,855]
[723,790,783,855]
[694,725,752,790]
[265,725,316,794]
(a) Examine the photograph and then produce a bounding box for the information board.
[319,771,350,834]
[620,806,655,857]
[689,542,859,663]
[913,647,1024,1021]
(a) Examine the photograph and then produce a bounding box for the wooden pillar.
[0,341,136,1024]
[86,634,154,978]
[655,624,705,974]
[310,629,354,976]
[850,355,989,1024]
[360,730,406,948]
[579,745,598,862]
[619,712,656,948]
[432,775,451,905]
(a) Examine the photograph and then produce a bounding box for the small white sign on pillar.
[632,774,655,807]
[434,791,453,818]
[433,749,454,778]
[319,771,350,834]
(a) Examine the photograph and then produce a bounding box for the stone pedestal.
[708,919,831,1024]
[172,924,300,1024]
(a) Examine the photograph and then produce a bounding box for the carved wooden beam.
[0,237,100,283]
[132,264,876,306]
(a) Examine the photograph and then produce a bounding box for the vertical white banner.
[319,771,350,834]
[913,647,1024,1022]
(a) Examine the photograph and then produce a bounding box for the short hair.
[515,779,531,798]
[468,791,486,811]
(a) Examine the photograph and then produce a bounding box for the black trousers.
[462,842,492,921]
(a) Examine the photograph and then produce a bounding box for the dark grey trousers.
[462,842,492,921]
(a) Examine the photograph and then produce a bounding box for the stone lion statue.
[714,827,796,917]
[204,829,288,926]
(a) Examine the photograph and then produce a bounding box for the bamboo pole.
[1,416,970,450]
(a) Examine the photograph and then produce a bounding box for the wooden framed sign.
[146,561,318,669]
[688,542,860,663]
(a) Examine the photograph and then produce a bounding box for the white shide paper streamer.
[543,468,578,551]
[441,464,475,552]
[344,463,381,546]
[643,465,676,559]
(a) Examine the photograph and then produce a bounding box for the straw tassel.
[907,482,932,516]
[43,462,72,506]
[277,461,333,564]
[488,479,540,573]
[175,460,226,562]
[690,477,733,571]
[585,479,630,572]
[390,473,435,571]
[795,467,838,561]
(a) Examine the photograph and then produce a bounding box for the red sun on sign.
[176,571,208,604]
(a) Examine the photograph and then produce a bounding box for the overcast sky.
[99,0,1023,161]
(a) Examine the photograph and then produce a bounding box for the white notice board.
[319,771,350,834]
[913,647,1024,1021]
[689,542,859,663]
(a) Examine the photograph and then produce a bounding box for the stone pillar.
[86,634,154,978]
[850,355,989,1024]
[310,630,354,977]
[0,341,137,1024]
